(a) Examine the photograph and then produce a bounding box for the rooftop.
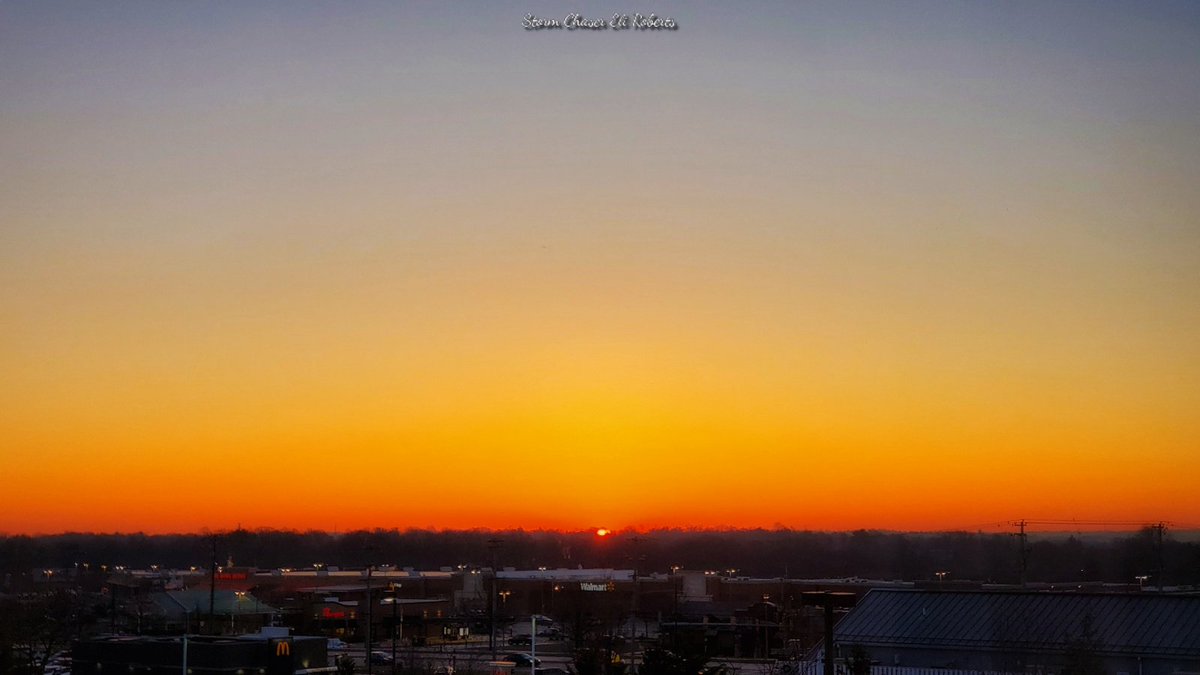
[834,589,1200,658]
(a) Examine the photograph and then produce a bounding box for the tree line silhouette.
[2,527,1196,586]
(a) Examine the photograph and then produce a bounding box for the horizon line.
[5,523,1195,538]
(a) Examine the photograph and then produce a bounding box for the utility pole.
[1153,522,1167,591]
[1014,520,1030,586]
[109,581,117,634]
[801,592,856,675]
[362,542,381,674]
[627,536,647,672]
[1009,518,1166,586]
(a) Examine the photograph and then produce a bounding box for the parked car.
[327,638,349,651]
[45,651,71,675]
[508,635,532,646]
[503,653,542,668]
[370,651,395,664]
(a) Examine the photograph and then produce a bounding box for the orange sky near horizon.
[2,2,1199,536]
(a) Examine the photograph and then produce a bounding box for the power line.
[1007,519,1174,587]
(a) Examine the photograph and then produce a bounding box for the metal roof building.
[829,590,1200,675]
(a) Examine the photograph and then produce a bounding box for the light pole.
[487,538,503,661]
[388,583,403,675]
[234,591,246,634]
[935,571,948,588]
[498,590,511,647]
[670,566,681,625]
[182,608,191,675]
[366,566,374,675]
[530,615,537,675]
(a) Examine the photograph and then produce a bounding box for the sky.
[2,1,1198,535]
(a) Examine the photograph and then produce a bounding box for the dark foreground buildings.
[72,633,331,675]
[823,590,1200,675]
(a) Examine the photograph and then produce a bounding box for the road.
[334,640,579,673]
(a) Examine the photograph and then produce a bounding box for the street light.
[935,571,948,587]
[181,606,199,675]
[487,538,503,661]
[385,583,403,675]
[530,614,538,675]
[366,566,374,675]
[233,591,247,634]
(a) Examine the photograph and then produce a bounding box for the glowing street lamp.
[232,591,247,633]
[383,583,403,675]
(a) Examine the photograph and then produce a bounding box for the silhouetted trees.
[0,588,93,674]
[845,645,873,675]
[1062,613,1104,675]
[2,527,1198,586]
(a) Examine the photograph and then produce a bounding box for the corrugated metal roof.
[155,589,278,616]
[834,590,1200,658]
